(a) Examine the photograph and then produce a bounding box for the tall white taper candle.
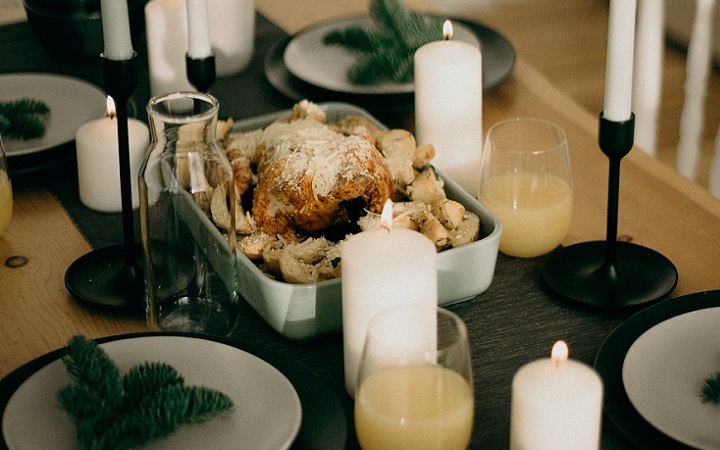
[100,0,135,61]
[186,0,212,58]
[603,0,637,122]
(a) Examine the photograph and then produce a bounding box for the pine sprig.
[322,0,444,85]
[56,336,234,450]
[0,98,50,140]
[701,371,720,404]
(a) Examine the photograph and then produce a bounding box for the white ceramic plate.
[1,335,302,450]
[0,73,106,157]
[622,307,720,450]
[284,17,481,95]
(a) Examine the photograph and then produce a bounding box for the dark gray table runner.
[1,13,646,449]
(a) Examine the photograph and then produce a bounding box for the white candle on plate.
[603,0,637,122]
[510,341,604,450]
[341,200,437,397]
[100,0,135,61]
[414,20,483,197]
[76,97,150,212]
[186,0,212,59]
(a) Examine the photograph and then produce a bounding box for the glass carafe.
[0,135,12,238]
[139,92,238,335]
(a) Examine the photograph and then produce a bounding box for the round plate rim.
[0,332,348,450]
[264,15,515,102]
[0,72,106,157]
[593,290,720,449]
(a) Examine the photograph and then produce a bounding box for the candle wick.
[380,222,391,234]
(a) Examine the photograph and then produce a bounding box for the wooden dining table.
[2,0,720,448]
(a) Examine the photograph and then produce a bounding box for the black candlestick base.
[543,241,677,308]
[543,113,678,308]
[65,244,144,310]
[65,54,144,310]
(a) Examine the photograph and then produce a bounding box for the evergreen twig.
[322,0,445,85]
[0,98,50,140]
[701,371,720,404]
[57,336,234,450]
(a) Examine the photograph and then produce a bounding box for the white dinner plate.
[0,73,106,157]
[283,16,480,95]
[1,335,302,450]
[622,307,720,450]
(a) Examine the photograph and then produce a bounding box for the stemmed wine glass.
[0,135,12,238]
[355,305,474,450]
[478,118,573,258]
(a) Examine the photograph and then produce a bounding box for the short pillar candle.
[75,97,149,212]
[510,341,604,450]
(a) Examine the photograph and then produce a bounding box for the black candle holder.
[65,54,145,310]
[543,113,678,308]
[186,54,216,93]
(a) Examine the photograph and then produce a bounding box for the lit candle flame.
[106,96,117,120]
[551,340,568,367]
[443,20,453,40]
[379,199,393,232]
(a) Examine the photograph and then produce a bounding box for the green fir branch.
[701,371,720,404]
[323,0,446,85]
[56,336,234,450]
[0,98,50,140]
[323,27,394,54]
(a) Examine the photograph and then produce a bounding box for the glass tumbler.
[478,118,573,258]
[355,306,474,450]
[0,135,12,238]
[139,92,238,335]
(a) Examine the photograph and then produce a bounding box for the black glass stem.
[65,54,144,310]
[543,113,678,308]
[186,54,216,93]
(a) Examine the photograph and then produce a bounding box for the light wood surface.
[2,0,719,395]
[2,3,720,447]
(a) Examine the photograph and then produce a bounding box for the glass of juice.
[0,135,12,238]
[478,118,573,257]
[355,306,474,450]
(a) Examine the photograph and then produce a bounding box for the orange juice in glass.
[355,306,474,450]
[478,118,572,258]
[0,136,12,237]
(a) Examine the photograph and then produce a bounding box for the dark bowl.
[23,0,147,59]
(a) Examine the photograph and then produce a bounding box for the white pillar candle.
[510,341,604,450]
[341,200,438,397]
[186,0,212,59]
[207,0,255,76]
[603,0,637,122]
[145,0,194,97]
[76,97,150,212]
[100,0,135,61]
[145,0,255,96]
[414,20,483,197]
